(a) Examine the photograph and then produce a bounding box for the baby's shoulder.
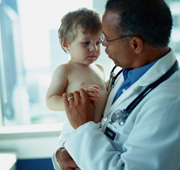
[55,63,72,72]
[52,64,74,78]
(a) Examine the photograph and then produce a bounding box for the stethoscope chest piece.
[111,109,129,126]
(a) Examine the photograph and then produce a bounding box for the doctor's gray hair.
[105,0,173,48]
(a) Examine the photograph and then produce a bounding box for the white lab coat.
[54,50,180,170]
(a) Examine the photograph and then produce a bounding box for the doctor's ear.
[61,38,69,52]
[129,37,143,54]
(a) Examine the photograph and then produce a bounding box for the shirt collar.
[123,60,158,85]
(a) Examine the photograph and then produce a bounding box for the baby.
[46,8,108,170]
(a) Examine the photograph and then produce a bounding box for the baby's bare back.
[66,63,108,122]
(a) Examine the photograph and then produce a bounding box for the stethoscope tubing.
[126,60,179,113]
[110,60,179,124]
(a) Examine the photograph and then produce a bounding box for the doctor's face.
[102,10,136,69]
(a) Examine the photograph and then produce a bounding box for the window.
[0,0,113,126]
[0,0,179,127]
[168,0,180,60]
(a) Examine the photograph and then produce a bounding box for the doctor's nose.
[101,41,107,46]
[100,33,108,46]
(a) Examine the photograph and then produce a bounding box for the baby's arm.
[46,65,68,111]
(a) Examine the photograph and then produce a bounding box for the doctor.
[56,0,180,169]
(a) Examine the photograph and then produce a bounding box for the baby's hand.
[86,85,99,101]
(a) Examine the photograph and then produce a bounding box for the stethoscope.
[107,60,179,126]
[107,66,123,92]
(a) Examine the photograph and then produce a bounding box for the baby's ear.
[61,38,69,52]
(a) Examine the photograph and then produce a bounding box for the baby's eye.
[82,41,90,45]
[96,41,101,45]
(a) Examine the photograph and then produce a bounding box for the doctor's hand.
[63,88,95,129]
[56,147,79,170]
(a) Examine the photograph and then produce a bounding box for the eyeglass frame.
[100,32,135,45]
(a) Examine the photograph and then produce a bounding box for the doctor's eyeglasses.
[99,32,135,45]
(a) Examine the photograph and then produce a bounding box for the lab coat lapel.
[103,74,140,117]
[103,75,123,117]
[103,78,140,118]
[111,83,140,110]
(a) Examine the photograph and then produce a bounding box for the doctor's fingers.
[73,90,82,103]
[63,89,90,107]
[72,89,90,105]
[58,148,79,170]
[79,88,91,102]
[63,93,74,107]
[61,162,78,170]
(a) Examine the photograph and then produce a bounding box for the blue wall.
[16,158,54,170]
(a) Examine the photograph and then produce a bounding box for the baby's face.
[67,29,101,65]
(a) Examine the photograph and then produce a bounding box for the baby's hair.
[58,8,102,53]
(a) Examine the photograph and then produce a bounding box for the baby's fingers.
[87,85,99,94]
[88,91,99,101]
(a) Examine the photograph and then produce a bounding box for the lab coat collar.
[138,49,177,86]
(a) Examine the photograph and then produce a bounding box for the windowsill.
[0,152,17,170]
[0,123,63,139]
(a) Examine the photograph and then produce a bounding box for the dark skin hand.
[63,88,96,129]
[58,89,96,169]
[56,148,79,170]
